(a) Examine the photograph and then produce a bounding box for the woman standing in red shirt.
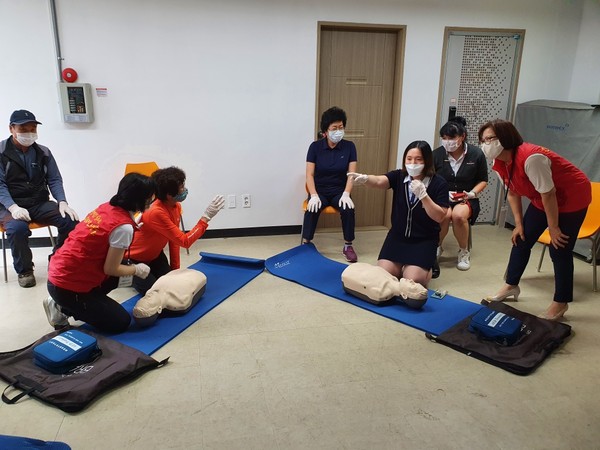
[128,167,224,295]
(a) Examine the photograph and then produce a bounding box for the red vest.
[493,142,591,213]
[48,203,136,292]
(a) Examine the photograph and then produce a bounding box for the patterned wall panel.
[455,35,518,223]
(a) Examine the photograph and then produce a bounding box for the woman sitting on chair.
[128,167,224,295]
[302,106,359,262]
[432,116,488,275]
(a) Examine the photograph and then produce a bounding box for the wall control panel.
[58,82,94,123]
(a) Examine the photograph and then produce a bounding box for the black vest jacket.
[0,138,50,208]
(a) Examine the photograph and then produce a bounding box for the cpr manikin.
[341,263,428,309]
[133,268,207,327]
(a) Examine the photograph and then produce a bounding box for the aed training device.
[58,82,94,123]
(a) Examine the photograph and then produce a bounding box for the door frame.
[316,22,406,228]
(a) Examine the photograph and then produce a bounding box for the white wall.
[1,0,597,232]
[569,0,600,103]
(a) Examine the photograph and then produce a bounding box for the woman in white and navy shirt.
[348,141,449,287]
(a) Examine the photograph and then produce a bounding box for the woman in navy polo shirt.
[348,141,449,287]
[302,107,359,262]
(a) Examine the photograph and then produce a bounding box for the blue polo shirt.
[306,138,357,196]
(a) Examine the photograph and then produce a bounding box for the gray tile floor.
[1,225,599,449]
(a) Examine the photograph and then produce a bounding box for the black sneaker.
[18,271,36,288]
[432,260,440,279]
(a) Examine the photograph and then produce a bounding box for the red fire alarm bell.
[62,68,78,83]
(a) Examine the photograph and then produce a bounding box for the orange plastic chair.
[1,222,56,283]
[299,185,338,244]
[536,182,600,291]
[124,162,189,254]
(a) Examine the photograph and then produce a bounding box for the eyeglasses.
[480,136,498,144]
[328,126,344,132]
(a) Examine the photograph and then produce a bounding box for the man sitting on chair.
[0,110,78,287]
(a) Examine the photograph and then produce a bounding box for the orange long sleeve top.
[128,199,209,270]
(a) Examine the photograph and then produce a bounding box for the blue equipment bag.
[33,330,101,374]
[468,307,524,346]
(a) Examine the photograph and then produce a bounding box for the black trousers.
[47,277,131,334]
[505,204,588,303]
[301,192,355,242]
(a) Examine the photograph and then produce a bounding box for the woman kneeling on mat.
[348,140,449,287]
[128,166,224,295]
[44,173,156,333]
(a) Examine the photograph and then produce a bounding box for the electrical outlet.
[227,194,236,208]
[242,194,251,208]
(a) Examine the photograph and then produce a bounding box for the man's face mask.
[16,132,37,147]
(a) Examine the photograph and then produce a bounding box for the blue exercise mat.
[92,252,264,355]
[0,435,70,450]
[265,244,483,336]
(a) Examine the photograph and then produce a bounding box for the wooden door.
[317,26,401,229]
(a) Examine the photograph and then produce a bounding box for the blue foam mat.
[265,244,483,336]
[92,252,264,355]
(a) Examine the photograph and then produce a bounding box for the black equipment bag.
[425,301,572,375]
[0,328,168,412]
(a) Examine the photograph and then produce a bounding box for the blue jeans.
[0,201,77,274]
[505,204,588,303]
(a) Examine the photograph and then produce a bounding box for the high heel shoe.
[538,303,568,321]
[484,285,520,302]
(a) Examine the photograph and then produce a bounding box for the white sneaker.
[436,246,444,259]
[457,249,471,271]
[43,296,69,329]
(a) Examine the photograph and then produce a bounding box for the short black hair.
[478,119,524,150]
[152,167,186,201]
[320,106,347,133]
[402,140,435,177]
[110,173,156,212]
[439,116,467,140]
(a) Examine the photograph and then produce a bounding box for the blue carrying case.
[468,307,525,346]
[33,329,101,374]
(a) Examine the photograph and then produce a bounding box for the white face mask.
[405,163,424,177]
[442,139,461,153]
[327,130,344,144]
[16,132,38,147]
[481,140,504,160]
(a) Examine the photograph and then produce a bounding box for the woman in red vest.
[478,119,591,320]
[45,173,156,332]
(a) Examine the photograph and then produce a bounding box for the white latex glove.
[59,201,79,221]
[203,195,225,221]
[307,194,321,213]
[448,191,456,202]
[338,191,354,210]
[347,172,368,185]
[465,190,477,200]
[8,204,31,222]
[134,263,151,279]
[409,180,428,200]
